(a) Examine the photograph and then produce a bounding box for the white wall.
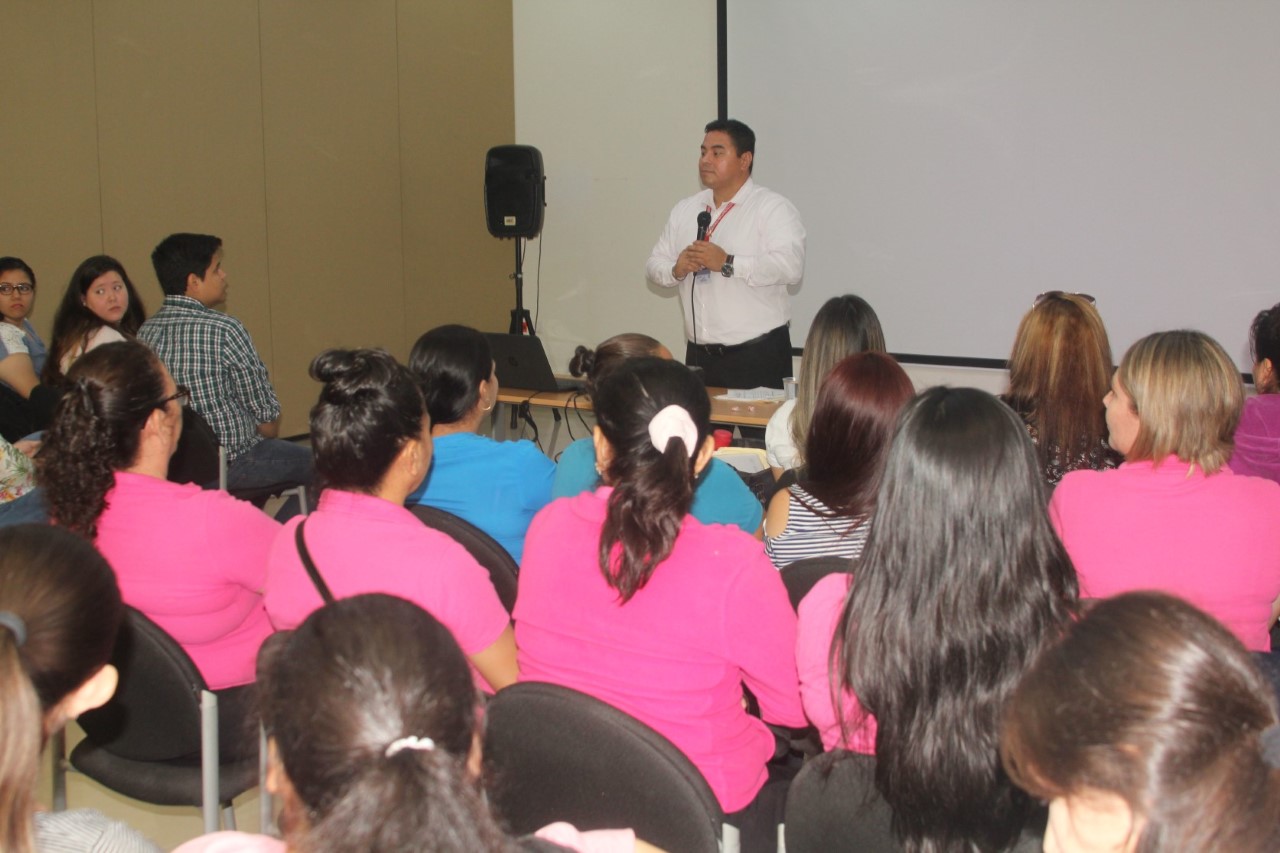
[513,1,717,371]
[512,1,1009,391]
[729,0,1280,371]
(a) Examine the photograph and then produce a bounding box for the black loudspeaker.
[485,145,545,239]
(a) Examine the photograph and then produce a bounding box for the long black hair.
[835,386,1078,851]
[43,255,148,386]
[593,357,710,602]
[258,594,515,852]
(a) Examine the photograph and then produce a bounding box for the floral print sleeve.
[0,435,35,503]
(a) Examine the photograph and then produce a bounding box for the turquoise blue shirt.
[552,437,764,535]
[407,432,555,564]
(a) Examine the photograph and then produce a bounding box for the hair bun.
[569,345,596,379]
[310,349,361,385]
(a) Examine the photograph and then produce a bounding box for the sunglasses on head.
[1033,291,1096,307]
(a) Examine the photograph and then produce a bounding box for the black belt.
[690,325,786,357]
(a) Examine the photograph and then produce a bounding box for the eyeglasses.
[156,386,192,409]
[1033,290,1096,307]
[0,283,34,296]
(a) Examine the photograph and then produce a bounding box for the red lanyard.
[703,203,735,240]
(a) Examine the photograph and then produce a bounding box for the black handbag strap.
[295,520,335,605]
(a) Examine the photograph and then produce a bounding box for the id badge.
[693,268,711,284]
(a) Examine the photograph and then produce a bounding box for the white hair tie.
[648,405,698,458]
[384,735,435,758]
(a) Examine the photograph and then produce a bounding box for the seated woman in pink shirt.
[37,341,278,752]
[1051,330,1280,652]
[794,387,1078,851]
[263,348,516,693]
[516,357,805,852]
[1231,302,1280,484]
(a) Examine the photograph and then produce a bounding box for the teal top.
[552,437,763,535]
[407,432,556,564]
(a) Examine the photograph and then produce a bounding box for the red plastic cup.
[712,428,733,449]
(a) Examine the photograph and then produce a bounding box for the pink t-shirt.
[515,488,806,813]
[1051,460,1280,651]
[794,572,876,754]
[94,472,278,689]
[1231,394,1280,485]
[264,489,509,688]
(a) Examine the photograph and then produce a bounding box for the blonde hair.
[791,295,886,463]
[1006,294,1112,463]
[1118,330,1243,473]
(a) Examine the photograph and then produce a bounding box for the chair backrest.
[785,749,1047,853]
[483,682,724,853]
[784,749,897,852]
[168,406,221,486]
[76,607,209,762]
[780,555,855,611]
[408,504,518,613]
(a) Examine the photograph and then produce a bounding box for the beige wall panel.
[0,1,103,340]
[91,1,274,383]
[259,0,404,430]
[398,0,515,344]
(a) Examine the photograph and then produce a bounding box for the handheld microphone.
[696,211,712,241]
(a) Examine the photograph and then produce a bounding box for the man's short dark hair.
[704,118,755,173]
[151,233,223,297]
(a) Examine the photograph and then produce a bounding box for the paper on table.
[715,387,787,402]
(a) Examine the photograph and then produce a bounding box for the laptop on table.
[485,333,584,393]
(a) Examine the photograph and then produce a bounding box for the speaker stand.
[508,239,534,336]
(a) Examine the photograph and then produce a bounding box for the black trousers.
[686,324,793,390]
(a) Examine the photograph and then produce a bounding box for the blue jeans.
[0,488,49,528]
[224,438,313,492]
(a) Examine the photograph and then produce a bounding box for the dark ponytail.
[592,358,710,602]
[0,526,123,853]
[258,594,514,852]
[37,341,167,539]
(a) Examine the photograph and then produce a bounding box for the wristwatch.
[721,254,735,278]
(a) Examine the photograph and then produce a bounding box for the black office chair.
[483,682,727,853]
[168,406,308,516]
[784,749,1045,853]
[168,406,222,486]
[779,555,855,611]
[408,504,519,613]
[56,607,259,833]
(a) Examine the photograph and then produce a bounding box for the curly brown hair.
[36,341,167,539]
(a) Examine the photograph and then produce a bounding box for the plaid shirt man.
[139,295,280,461]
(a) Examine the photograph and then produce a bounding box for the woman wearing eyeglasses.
[43,255,148,387]
[37,340,278,741]
[0,257,55,442]
[1002,291,1120,487]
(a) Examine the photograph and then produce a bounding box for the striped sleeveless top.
[764,485,870,570]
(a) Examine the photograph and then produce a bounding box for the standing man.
[646,119,805,389]
[140,233,312,495]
